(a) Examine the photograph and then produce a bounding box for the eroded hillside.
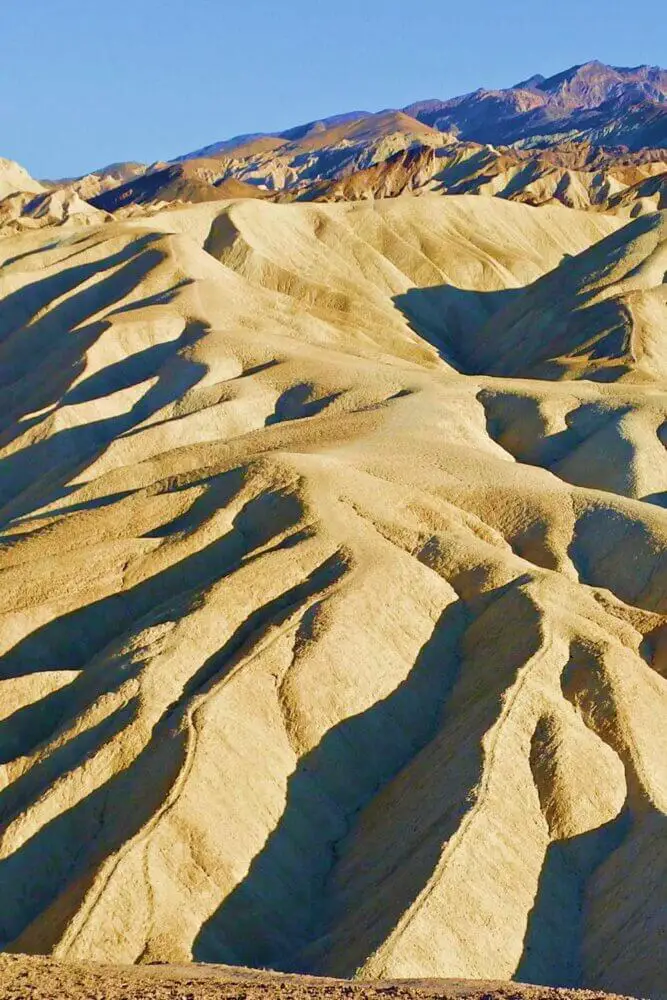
[0,195,666,1000]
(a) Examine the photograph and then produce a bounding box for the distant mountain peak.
[403,60,667,151]
[513,73,546,91]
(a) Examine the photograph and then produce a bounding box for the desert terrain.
[0,955,643,1000]
[0,58,666,1000]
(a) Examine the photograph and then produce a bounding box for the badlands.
[0,59,667,1000]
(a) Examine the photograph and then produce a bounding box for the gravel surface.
[0,956,641,1000]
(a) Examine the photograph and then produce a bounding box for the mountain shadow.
[517,801,631,986]
[193,595,470,969]
[393,284,521,372]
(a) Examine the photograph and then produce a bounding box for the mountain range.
[404,60,667,149]
[180,61,667,160]
[0,61,664,228]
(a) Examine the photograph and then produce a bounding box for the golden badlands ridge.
[0,190,666,998]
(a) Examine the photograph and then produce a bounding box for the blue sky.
[2,0,665,178]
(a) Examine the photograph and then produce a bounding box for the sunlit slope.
[0,197,666,1000]
[0,158,44,201]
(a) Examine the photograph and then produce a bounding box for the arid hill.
[288,142,667,214]
[91,161,268,213]
[1,183,667,1000]
[35,139,663,218]
[0,158,44,201]
[44,162,148,202]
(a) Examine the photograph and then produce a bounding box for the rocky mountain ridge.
[1,61,665,225]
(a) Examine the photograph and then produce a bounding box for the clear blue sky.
[2,0,665,178]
